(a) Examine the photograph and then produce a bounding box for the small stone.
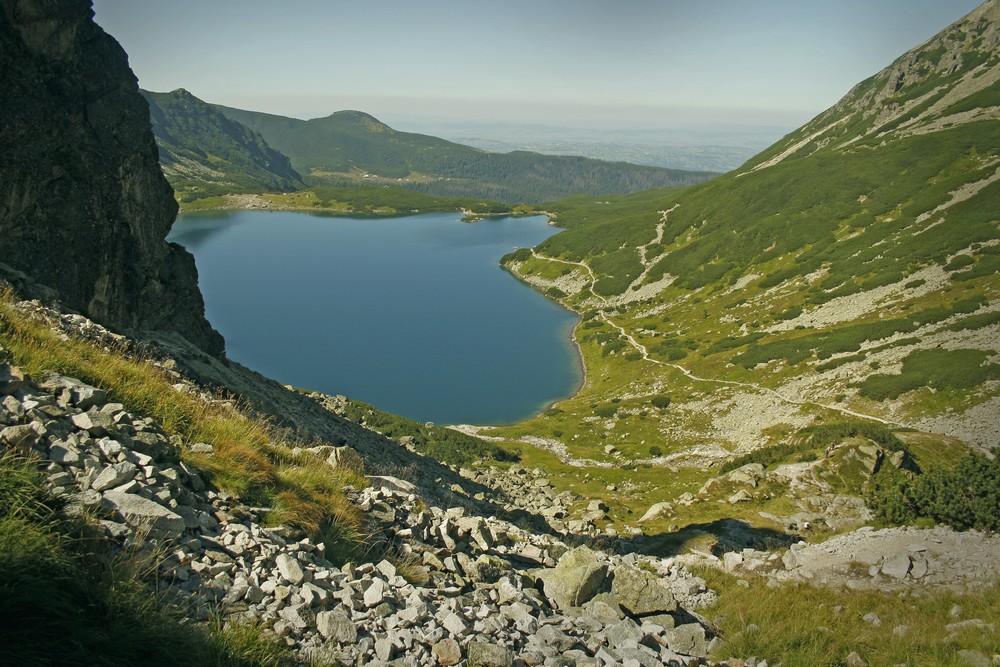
[863,612,882,627]
[845,651,868,667]
[538,624,577,652]
[275,553,305,585]
[723,551,744,571]
[956,649,990,667]
[441,611,468,637]
[881,554,911,579]
[92,461,138,491]
[364,577,387,608]
[431,638,462,666]
[49,443,80,465]
[467,639,513,667]
[374,637,394,661]
[604,618,642,648]
[375,559,397,579]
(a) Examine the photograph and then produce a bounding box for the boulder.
[956,649,990,667]
[367,475,417,495]
[881,554,911,579]
[91,461,139,492]
[0,423,40,453]
[611,565,677,617]
[327,445,363,472]
[638,501,674,523]
[102,489,184,539]
[535,545,608,610]
[276,553,306,585]
[728,489,753,503]
[431,638,462,666]
[666,623,707,658]
[466,639,513,667]
[39,373,106,409]
[845,651,868,667]
[0,364,29,395]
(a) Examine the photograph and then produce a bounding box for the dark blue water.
[168,211,581,424]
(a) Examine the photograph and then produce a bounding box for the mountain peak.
[746,0,999,173]
[323,109,393,132]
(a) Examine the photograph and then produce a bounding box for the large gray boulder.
[666,623,708,658]
[102,489,184,539]
[534,545,608,610]
[611,565,678,617]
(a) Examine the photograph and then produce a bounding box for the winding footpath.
[460,244,912,468]
[527,249,907,429]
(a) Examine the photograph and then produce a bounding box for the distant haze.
[94,0,982,144]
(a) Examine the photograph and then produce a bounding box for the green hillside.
[212,104,717,203]
[495,0,999,468]
[142,89,304,198]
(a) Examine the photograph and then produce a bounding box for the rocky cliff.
[0,0,224,356]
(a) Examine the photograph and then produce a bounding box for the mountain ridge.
[141,88,305,197]
[202,97,718,203]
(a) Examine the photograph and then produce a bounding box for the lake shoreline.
[170,210,579,425]
[176,193,554,222]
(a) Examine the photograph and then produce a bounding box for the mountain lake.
[168,211,582,424]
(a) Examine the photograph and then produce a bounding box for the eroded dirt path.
[528,249,906,429]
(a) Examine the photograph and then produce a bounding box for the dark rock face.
[0,0,224,355]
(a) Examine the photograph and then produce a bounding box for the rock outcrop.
[0,0,223,355]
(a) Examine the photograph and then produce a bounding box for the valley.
[1,0,998,665]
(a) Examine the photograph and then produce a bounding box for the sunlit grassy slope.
[497,2,999,464]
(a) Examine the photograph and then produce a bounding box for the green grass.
[336,398,517,467]
[701,568,1000,667]
[858,348,1000,400]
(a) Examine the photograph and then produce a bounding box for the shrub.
[944,254,975,271]
[650,395,672,409]
[720,420,908,474]
[858,348,1000,400]
[594,405,617,418]
[649,445,663,457]
[868,454,1000,532]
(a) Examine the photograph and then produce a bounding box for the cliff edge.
[0,0,223,356]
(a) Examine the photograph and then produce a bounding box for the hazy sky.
[92,0,983,132]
